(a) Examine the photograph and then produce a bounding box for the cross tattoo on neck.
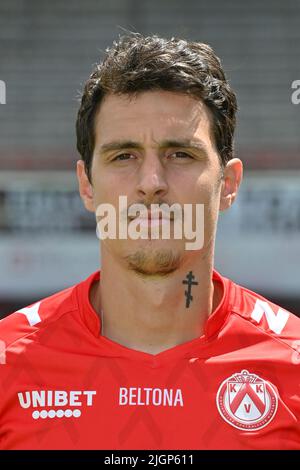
[182,271,199,308]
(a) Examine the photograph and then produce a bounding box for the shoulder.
[228,278,300,353]
[0,283,78,350]
[224,277,300,423]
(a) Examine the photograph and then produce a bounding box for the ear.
[219,158,243,212]
[76,160,95,213]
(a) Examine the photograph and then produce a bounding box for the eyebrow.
[98,139,209,156]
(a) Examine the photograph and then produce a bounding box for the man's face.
[84,90,227,275]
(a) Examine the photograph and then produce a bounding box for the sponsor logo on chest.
[119,387,184,407]
[17,390,96,420]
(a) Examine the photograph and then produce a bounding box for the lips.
[128,210,174,222]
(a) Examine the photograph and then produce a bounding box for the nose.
[136,154,169,201]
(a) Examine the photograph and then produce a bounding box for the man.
[0,33,299,450]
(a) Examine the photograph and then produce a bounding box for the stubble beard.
[124,247,183,277]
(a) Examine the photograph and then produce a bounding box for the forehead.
[93,90,214,144]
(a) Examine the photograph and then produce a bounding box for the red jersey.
[0,270,299,450]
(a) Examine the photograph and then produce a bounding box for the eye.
[168,151,193,160]
[112,153,134,161]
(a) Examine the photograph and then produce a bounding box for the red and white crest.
[216,370,278,431]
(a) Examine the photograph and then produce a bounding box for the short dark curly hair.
[76,33,237,182]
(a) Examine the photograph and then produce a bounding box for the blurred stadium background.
[0,0,299,318]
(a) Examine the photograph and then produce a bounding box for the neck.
[90,246,222,355]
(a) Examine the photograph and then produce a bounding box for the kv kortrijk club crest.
[216,370,278,431]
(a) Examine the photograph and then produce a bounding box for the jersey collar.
[76,268,233,361]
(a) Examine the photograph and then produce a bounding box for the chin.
[123,244,184,277]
